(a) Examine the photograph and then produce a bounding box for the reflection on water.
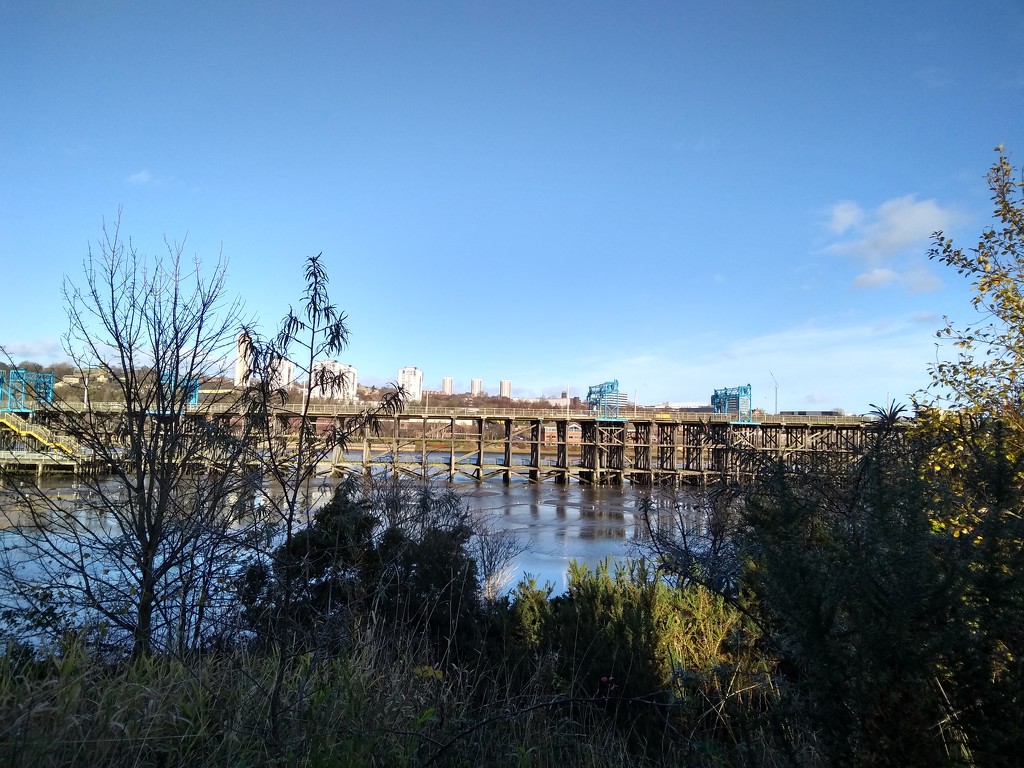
[461,483,649,594]
[3,474,671,597]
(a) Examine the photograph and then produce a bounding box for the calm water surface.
[3,476,654,596]
[461,483,648,593]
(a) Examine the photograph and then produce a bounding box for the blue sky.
[2,1,1023,413]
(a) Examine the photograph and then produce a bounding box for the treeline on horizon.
[1,359,583,411]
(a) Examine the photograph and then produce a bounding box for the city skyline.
[2,3,1022,414]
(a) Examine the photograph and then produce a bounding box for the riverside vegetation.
[2,149,1024,766]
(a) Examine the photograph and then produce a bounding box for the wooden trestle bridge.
[0,401,878,485]
[322,406,877,486]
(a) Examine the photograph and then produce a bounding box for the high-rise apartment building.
[270,359,296,389]
[398,366,424,402]
[441,376,453,395]
[471,378,483,397]
[311,360,359,401]
[234,332,251,387]
[235,331,296,389]
[499,379,512,399]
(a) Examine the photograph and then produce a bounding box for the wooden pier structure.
[1,401,877,485]
[324,407,876,486]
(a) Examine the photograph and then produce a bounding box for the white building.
[234,332,251,386]
[441,376,453,395]
[234,331,295,389]
[398,366,424,403]
[499,379,512,399]
[269,358,296,389]
[471,378,483,397]
[311,360,358,401]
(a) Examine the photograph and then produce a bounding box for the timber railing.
[59,400,874,426]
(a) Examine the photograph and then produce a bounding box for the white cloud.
[830,195,952,262]
[828,201,864,234]
[127,169,153,185]
[534,317,942,414]
[1,338,66,364]
[824,194,956,293]
[853,267,897,288]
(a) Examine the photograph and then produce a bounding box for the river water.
[2,475,656,597]
[460,482,649,593]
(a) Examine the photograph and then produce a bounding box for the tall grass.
[0,615,715,768]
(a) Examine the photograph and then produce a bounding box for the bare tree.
[0,216,252,657]
[636,484,743,599]
[472,519,530,604]
[235,254,401,738]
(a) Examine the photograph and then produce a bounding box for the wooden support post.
[421,415,428,480]
[449,417,456,482]
[503,419,512,485]
[476,417,484,481]
[556,420,568,484]
[529,419,541,483]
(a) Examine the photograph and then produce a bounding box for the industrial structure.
[0,368,85,476]
[233,332,251,386]
[712,384,755,423]
[234,332,295,389]
[1,368,54,412]
[586,380,623,420]
[325,404,874,486]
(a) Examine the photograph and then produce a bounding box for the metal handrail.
[0,411,81,456]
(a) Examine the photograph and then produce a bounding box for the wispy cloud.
[903,263,943,293]
[828,200,864,235]
[1,339,66,364]
[534,317,944,414]
[853,267,897,288]
[827,195,952,261]
[824,194,959,293]
[126,169,154,185]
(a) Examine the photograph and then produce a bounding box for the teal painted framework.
[712,384,756,423]
[0,369,54,412]
[586,380,622,420]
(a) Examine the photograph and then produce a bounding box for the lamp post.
[770,370,779,415]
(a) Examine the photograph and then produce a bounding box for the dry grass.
[0,630,714,768]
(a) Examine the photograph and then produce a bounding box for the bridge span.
[316,405,876,486]
[2,401,878,485]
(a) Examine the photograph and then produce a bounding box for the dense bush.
[239,475,482,662]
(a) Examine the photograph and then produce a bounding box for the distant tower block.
[311,360,359,400]
[499,379,512,399]
[441,376,453,395]
[471,378,483,397]
[234,332,251,386]
[398,366,424,402]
